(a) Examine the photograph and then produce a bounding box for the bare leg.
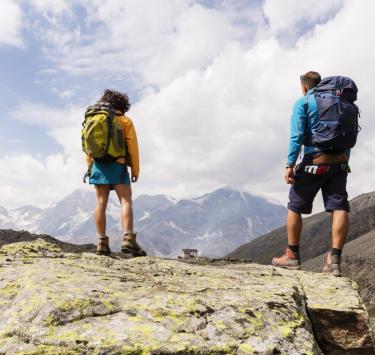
[332,210,349,250]
[94,185,110,236]
[113,184,133,232]
[287,209,303,246]
[271,209,302,269]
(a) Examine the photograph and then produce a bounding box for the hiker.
[82,89,147,257]
[272,72,359,276]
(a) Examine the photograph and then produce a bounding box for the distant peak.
[222,185,237,191]
[215,185,247,196]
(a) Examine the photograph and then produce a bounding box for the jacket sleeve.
[287,98,307,166]
[85,155,93,166]
[123,116,140,177]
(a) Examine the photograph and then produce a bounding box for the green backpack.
[81,102,127,163]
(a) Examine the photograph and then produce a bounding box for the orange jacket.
[86,111,140,177]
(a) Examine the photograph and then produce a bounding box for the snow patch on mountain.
[168,221,187,234]
[197,231,222,241]
[139,211,151,221]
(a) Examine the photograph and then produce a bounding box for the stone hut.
[181,248,198,258]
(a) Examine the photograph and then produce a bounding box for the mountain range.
[0,186,287,258]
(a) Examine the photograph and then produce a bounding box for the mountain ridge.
[227,191,375,263]
[0,186,287,258]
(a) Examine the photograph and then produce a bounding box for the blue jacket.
[287,89,351,166]
[287,89,320,166]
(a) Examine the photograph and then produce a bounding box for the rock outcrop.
[304,229,375,335]
[0,229,96,254]
[0,239,373,354]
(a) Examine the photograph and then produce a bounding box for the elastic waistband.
[312,153,348,165]
[302,153,348,165]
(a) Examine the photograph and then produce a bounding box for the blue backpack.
[304,76,360,152]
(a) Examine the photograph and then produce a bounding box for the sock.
[331,248,342,257]
[124,230,134,235]
[288,244,299,254]
[97,233,106,239]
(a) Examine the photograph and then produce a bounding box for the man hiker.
[272,71,359,277]
[82,89,147,257]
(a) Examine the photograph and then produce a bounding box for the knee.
[120,196,132,209]
[96,199,108,211]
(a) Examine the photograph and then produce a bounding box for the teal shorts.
[89,161,130,187]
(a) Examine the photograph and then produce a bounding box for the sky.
[0,0,375,210]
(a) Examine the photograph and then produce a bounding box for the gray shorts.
[288,160,350,214]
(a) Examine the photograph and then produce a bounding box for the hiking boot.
[121,232,147,257]
[272,248,301,270]
[96,236,111,256]
[323,252,342,277]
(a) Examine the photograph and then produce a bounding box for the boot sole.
[96,251,111,256]
[121,247,147,257]
[272,261,301,270]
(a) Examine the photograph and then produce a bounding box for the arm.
[123,117,140,181]
[285,98,307,184]
[287,98,307,167]
[86,155,93,166]
[83,155,93,183]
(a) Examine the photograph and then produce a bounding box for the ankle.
[97,233,107,240]
[288,244,300,254]
[124,231,135,237]
[331,248,342,257]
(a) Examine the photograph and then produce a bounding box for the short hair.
[300,71,321,90]
[100,89,131,113]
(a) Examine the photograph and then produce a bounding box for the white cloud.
[29,0,263,85]
[131,0,375,211]
[0,0,24,47]
[27,0,71,21]
[0,153,86,208]
[263,0,343,33]
[3,0,375,213]
[0,103,86,208]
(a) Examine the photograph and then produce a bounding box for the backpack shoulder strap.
[305,94,309,113]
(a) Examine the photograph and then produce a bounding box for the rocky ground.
[0,238,373,354]
[304,229,375,337]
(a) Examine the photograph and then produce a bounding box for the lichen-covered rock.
[0,239,373,354]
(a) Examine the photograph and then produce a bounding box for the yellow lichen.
[238,343,254,354]
[0,281,20,297]
[0,239,62,256]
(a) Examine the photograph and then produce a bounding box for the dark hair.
[100,89,131,113]
[300,71,321,90]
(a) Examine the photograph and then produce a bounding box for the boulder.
[0,239,373,354]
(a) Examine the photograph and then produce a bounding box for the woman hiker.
[83,89,147,257]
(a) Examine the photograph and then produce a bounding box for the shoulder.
[117,114,134,127]
[292,96,307,113]
[294,96,307,107]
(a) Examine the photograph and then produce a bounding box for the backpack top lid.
[85,101,115,116]
[314,76,358,102]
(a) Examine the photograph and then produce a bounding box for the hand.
[131,175,138,183]
[284,167,295,184]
